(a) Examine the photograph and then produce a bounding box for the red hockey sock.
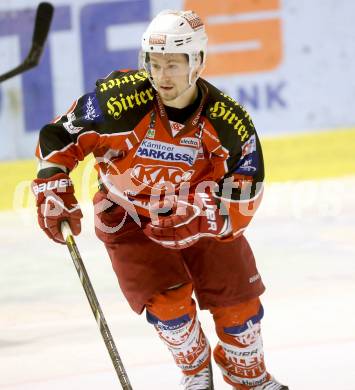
[146,283,211,375]
[211,298,270,388]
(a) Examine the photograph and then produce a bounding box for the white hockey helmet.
[140,9,208,85]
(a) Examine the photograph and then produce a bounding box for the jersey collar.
[154,79,208,137]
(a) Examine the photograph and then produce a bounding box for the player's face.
[149,53,191,102]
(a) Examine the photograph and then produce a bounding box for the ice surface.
[1,178,355,389]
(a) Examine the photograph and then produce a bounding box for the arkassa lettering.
[135,140,196,166]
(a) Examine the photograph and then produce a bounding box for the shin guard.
[211,298,269,389]
[146,284,210,375]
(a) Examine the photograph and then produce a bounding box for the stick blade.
[0,2,54,83]
[32,2,54,47]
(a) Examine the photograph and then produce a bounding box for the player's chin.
[162,90,179,100]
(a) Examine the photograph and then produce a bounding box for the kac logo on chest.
[131,164,194,187]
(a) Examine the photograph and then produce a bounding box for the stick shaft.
[62,222,133,390]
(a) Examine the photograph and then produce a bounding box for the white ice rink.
[1,178,355,389]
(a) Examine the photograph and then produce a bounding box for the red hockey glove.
[143,193,231,250]
[31,173,83,244]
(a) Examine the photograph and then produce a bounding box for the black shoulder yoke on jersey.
[95,69,155,133]
[201,78,265,197]
[38,69,154,160]
[202,78,254,156]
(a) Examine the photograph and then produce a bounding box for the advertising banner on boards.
[0,0,354,159]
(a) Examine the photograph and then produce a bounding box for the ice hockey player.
[31,9,288,390]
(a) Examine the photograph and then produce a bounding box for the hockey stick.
[0,2,54,83]
[61,221,133,390]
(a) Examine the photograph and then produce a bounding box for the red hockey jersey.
[36,69,264,239]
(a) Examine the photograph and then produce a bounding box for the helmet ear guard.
[187,51,205,84]
[140,10,207,88]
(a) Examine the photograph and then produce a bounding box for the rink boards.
[1,127,355,211]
